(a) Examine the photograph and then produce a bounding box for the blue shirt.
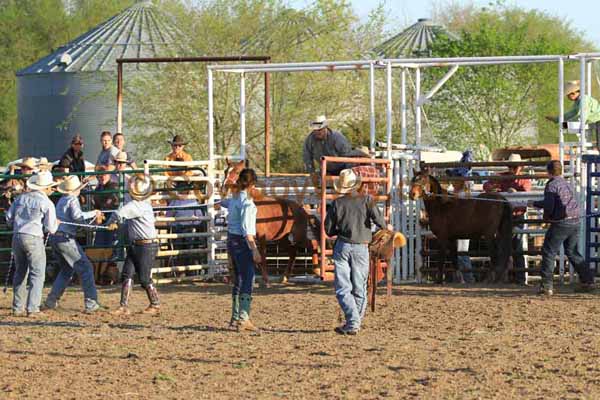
[6,190,58,238]
[225,190,257,236]
[108,199,157,240]
[96,146,119,167]
[166,199,205,226]
[533,176,580,221]
[55,195,97,236]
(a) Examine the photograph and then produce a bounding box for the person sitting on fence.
[106,174,161,315]
[95,131,119,171]
[530,160,596,296]
[43,176,103,313]
[59,134,86,173]
[165,134,193,177]
[6,171,58,317]
[325,168,392,335]
[303,115,352,187]
[545,80,600,125]
[113,133,137,169]
[483,153,531,284]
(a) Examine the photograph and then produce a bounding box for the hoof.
[280,276,289,284]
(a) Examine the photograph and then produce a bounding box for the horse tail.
[495,200,513,281]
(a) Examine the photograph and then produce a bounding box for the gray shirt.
[302,129,352,174]
[96,146,119,167]
[6,190,58,238]
[56,195,97,236]
[325,194,386,244]
[108,199,156,241]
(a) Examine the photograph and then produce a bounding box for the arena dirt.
[1,283,600,399]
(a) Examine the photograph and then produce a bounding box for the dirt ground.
[1,282,600,399]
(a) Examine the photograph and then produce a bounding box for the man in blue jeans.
[6,171,59,317]
[531,160,595,296]
[43,176,103,313]
[325,169,391,335]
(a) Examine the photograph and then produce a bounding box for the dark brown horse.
[220,159,320,286]
[409,170,512,283]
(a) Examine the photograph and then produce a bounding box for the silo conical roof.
[373,18,457,58]
[17,1,183,75]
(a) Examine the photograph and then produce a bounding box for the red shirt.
[483,171,531,216]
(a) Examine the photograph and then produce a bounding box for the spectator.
[113,132,137,168]
[92,166,119,248]
[111,151,132,186]
[59,134,86,173]
[164,135,193,176]
[11,157,38,193]
[95,131,119,170]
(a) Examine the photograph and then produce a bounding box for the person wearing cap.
[325,168,392,335]
[113,132,137,168]
[6,171,59,317]
[43,176,103,313]
[59,134,86,173]
[483,153,531,284]
[530,160,595,296]
[105,174,161,315]
[303,115,352,186]
[95,131,119,170]
[546,80,600,125]
[165,135,193,177]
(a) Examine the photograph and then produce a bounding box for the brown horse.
[220,159,320,286]
[409,170,512,283]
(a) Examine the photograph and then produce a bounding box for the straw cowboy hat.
[309,115,328,131]
[18,157,38,171]
[167,135,188,146]
[128,174,154,201]
[114,151,128,163]
[37,157,51,171]
[57,175,88,195]
[27,171,58,191]
[333,168,362,194]
[507,153,522,162]
[349,146,372,157]
[565,80,580,96]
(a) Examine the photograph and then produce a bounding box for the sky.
[290,0,600,46]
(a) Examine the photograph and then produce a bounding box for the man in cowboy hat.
[325,168,392,335]
[43,176,103,313]
[105,174,161,315]
[113,132,137,168]
[545,80,600,125]
[165,134,193,177]
[303,115,352,186]
[95,131,119,171]
[6,171,59,317]
[111,151,132,184]
[59,134,86,173]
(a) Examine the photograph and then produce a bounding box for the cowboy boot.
[238,294,258,332]
[229,294,240,329]
[143,284,160,314]
[112,279,132,315]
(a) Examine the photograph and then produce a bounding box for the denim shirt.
[6,190,58,237]
[166,199,205,226]
[55,195,97,236]
[302,129,352,174]
[225,190,257,236]
[107,199,157,240]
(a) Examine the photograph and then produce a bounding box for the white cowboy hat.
[333,168,362,194]
[27,171,58,191]
[128,174,154,201]
[37,157,51,171]
[565,80,580,95]
[57,175,88,194]
[309,115,328,131]
[507,153,522,162]
[113,151,128,163]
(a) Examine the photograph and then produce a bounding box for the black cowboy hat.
[167,135,188,146]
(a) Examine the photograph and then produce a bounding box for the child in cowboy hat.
[6,171,59,317]
[325,168,392,335]
[43,176,103,313]
[105,174,161,315]
[545,80,600,125]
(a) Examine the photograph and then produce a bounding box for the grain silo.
[16,1,182,161]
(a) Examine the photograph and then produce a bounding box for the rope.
[58,221,114,230]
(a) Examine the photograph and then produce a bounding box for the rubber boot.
[238,294,258,332]
[143,284,160,314]
[112,279,132,315]
[229,294,240,329]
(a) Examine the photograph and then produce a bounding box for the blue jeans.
[333,240,369,330]
[12,233,46,313]
[47,235,98,310]
[227,234,255,295]
[541,221,593,288]
[122,243,158,288]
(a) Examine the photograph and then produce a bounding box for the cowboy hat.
[113,151,128,163]
[128,174,154,201]
[507,153,522,162]
[565,80,580,96]
[27,171,58,191]
[167,135,188,146]
[349,146,372,157]
[333,168,362,194]
[37,157,52,171]
[18,157,38,171]
[309,115,328,131]
[57,175,88,194]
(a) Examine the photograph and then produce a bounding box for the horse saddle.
[369,229,407,261]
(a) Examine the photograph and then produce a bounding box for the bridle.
[411,175,434,199]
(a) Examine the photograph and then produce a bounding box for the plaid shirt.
[351,165,381,196]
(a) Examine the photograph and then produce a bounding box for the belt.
[133,239,158,245]
[54,231,74,239]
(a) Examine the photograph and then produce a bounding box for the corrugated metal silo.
[16,1,182,161]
